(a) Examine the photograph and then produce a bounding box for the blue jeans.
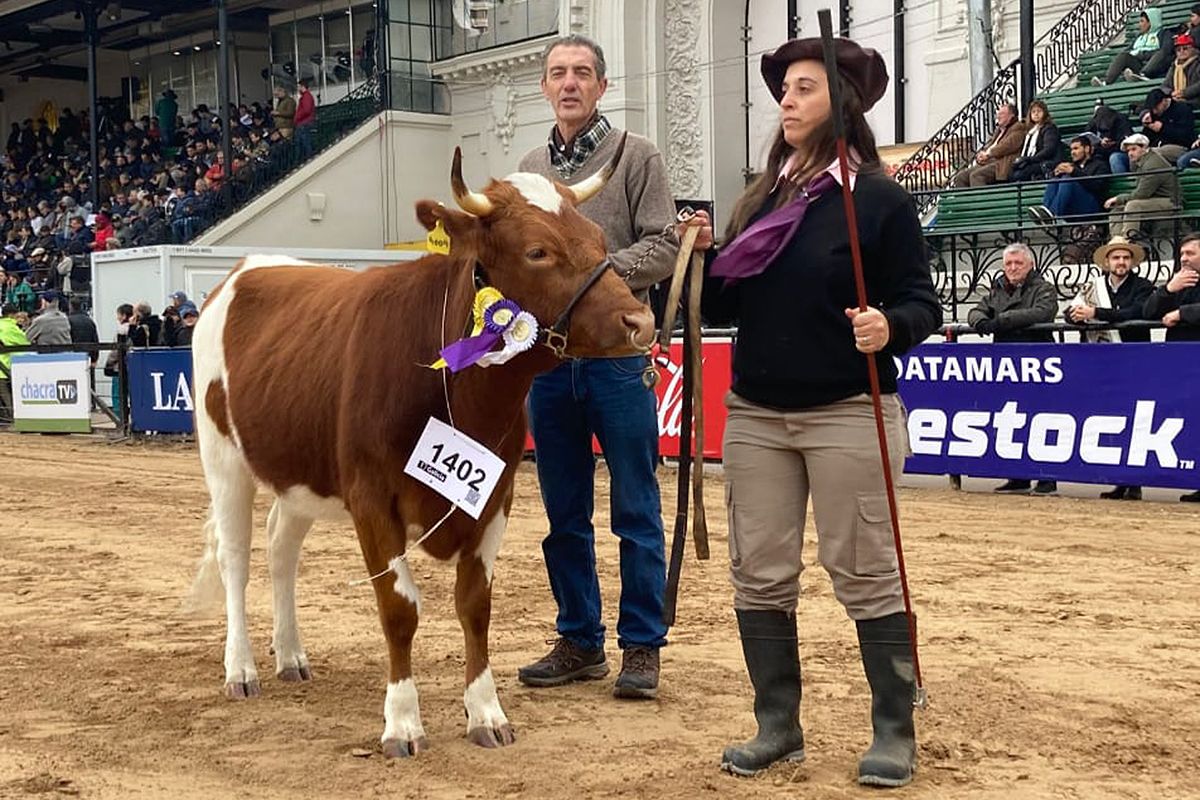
[1042,179,1101,219]
[1110,152,1130,173]
[1177,148,1200,169]
[529,357,667,651]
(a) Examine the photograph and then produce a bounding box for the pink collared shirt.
[773,152,859,193]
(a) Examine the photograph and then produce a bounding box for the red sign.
[524,338,733,459]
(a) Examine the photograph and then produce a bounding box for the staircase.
[894,0,1143,215]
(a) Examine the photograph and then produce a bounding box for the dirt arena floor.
[1,432,1197,800]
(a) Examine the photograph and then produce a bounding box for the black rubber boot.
[720,609,806,776]
[856,613,917,787]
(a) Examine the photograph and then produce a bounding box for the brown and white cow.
[189,138,654,756]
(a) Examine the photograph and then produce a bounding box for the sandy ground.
[1,431,1197,800]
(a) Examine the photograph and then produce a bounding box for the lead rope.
[348,278,461,587]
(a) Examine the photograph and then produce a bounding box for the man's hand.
[1053,162,1073,176]
[973,318,997,335]
[1101,137,1115,148]
[1069,304,1096,321]
[681,209,714,252]
[1104,196,1120,209]
[1148,120,1164,132]
[1167,269,1199,293]
[1163,309,1182,327]
[845,306,890,353]
[1173,90,1186,101]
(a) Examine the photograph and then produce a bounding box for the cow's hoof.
[382,736,429,758]
[225,679,261,699]
[277,665,312,682]
[468,724,516,748]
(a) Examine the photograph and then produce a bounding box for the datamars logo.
[20,377,79,405]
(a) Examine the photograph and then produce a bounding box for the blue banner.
[127,348,195,434]
[896,343,1200,489]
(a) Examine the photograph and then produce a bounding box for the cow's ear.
[415,200,476,235]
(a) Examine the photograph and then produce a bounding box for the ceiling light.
[193,45,201,51]
[173,50,181,56]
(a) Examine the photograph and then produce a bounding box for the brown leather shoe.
[517,638,608,687]
[613,646,660,699]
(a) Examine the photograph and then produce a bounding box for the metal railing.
[895,0,1141,215]
[1034,0,1143,91]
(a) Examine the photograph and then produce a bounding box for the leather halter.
[541,256,614,358]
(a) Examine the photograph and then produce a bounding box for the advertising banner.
[11,352,91,433]
[896,343,1200,489]
[127,348,195,434]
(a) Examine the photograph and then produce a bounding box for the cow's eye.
[525,248,547,260]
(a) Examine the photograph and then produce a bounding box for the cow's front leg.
[457,512,515,748]
[356,511,428,758]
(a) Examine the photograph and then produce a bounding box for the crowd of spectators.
[0,81,317,308]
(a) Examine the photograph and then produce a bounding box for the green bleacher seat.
[1077,1,1198,83]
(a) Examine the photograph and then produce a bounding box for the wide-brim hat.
[761,37,888,111]
[1094,235,1145,269]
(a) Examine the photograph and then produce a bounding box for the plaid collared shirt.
[547,114,613,179]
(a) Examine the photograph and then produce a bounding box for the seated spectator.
[1028,135,1111,224]
[91,213,115,251]
[1063,236,1155,501]
[1112,88,1196,172]
[1142,233,1200,501]
[967,242,1058,496]
[1159,33,1200,107]
[1092,9,1165,86]
[1011,100,1063,182]
[952,103,1028,188]
[2,271,36,313]
[1104,134,1181,238]
[25,291,71,345]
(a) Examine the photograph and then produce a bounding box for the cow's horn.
[450,147,494,217]
[568,132,628,205]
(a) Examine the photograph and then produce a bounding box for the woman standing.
[691,37,940,787]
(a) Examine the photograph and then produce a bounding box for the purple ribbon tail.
[440,332,502,372]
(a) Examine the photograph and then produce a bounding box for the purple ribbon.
[710,171,837,283]
[438,299,521,372]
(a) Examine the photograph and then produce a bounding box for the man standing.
[25,292,71,345]
[1065,236,1155,501]
[294,80,316,160]
[517,34,679,699]
[951,103,1028,188]
[273,86,296,140]
[0,302,30,422]
[1144,233,1200,502]
[968,243,1059,496]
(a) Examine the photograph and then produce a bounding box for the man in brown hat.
[1065,235,1155,500]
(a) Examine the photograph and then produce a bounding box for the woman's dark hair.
[724,69,880,243]
[117,303,134,318]
[1027,99,1053,125]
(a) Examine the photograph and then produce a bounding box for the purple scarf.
[710,171,837,283]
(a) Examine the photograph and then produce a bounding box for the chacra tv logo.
[19,377,78,405]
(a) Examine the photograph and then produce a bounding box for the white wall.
[0,49,129,136]
[196,109,454,249]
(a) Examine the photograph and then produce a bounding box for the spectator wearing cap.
[0,302,30,421]
[1104,134,1181,238]
[174,303,199,347]
[1161,33,1200,106]
[25,291,71,345]
[1113,87,1196,172]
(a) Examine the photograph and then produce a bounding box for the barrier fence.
[4,331,1197,491]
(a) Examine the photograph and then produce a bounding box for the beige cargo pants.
[723,391,909,620]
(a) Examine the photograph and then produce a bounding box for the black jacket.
[702,172,942,410]
[1063,273,1155,342]
[68,311,99,362]
[1069,154,1112,201]
[1143,275,1200,340]
[1015,123,1062,166]
[1144,98,1195,148]
[1087,106,1135,153]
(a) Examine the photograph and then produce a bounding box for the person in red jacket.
[91,213,115,251]
[294,79,316,159]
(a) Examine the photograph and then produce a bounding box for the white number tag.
[403,417,507,519]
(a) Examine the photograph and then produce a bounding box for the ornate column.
[664,0,703,198]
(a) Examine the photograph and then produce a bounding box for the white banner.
[11,353,91,433]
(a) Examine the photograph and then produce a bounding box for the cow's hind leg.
[204,451,260,699]
[458,511,515,748]
[354,508,427,757]
[268,500,315,682]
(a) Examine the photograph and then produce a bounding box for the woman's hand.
[845,306,890,353]
[680,209,714,251]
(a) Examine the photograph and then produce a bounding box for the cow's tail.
[185,504,225,615]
